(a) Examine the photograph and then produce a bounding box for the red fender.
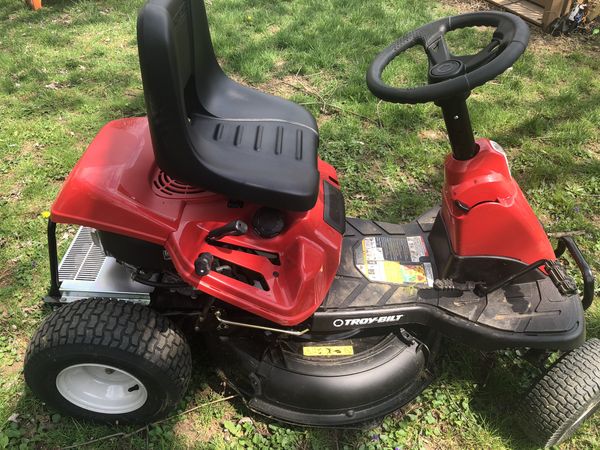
[441,139,555,263]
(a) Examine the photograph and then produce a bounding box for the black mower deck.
[312,209,585,350]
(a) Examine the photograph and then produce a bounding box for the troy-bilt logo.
[332,315,404,327]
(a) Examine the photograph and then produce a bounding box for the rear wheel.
[24,299,192,424]
[520,338,600,447]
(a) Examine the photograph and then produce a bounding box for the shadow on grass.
[5,337,235,449]
[431,343,542,449]
[486,91,599,145]
[8,386,190,449]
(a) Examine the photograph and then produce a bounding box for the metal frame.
[47,219,61,300]
[555,236,595,310]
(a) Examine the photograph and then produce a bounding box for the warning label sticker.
[355,236,433,287]
[406,236,428,262]
[303,345,354,357]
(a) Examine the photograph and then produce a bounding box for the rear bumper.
[554,236,595,310]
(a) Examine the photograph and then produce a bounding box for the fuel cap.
[252,207,285,238]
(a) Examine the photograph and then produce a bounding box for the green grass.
[0,0,599,448]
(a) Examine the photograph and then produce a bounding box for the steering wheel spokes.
[367,12,530,104]
[424,30,451,67]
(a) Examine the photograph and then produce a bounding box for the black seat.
[137,0,320,211]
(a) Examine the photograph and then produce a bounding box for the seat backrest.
[137,0,215,175]
[137,0,321,211]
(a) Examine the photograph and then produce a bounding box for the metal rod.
[214,311,309,336]
[554,236,595,310]
[47,219,61,298]
[474,259,548,297]
[438,96,478,160]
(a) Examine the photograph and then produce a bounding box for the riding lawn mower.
[23,1,598,447]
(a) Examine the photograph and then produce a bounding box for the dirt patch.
[171,396,240,445]
[418,129,446,141]
[317,112,334,126]
[587,141,600,159]
[44,81,71,91]
[2,184,23,203]
[258,74,318,99]
[0,260,17,288]
[0,335,28,378]
[51,14,72,26]
[0,359,23,378]
[527,31,600,57]
[442,0,488,14]
[267,24,281,35]
[172,415,221,444]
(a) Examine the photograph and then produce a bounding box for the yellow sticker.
[302,346,354,357]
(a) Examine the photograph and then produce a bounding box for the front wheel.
[24,299,192,424]
[520,338,600,447]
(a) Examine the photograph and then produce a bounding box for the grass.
[0,0,599,448]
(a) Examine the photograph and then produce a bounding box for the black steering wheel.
[367,12,530,104]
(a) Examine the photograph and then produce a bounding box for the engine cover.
[50,117,344,326]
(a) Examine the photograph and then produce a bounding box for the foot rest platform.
[311,215,585,351]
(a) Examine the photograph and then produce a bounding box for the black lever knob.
[194,252,214,277]
[206,220,248,242]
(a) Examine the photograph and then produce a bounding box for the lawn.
[0,0,599,448]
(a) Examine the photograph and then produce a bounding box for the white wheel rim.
[56,364,148,414]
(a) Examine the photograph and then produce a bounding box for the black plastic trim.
[208,332,433,427]
[311,303,585,351]
[323,181,346,234]
[98,230,173,272]
[47,219,61,299]
[428,212,545,284]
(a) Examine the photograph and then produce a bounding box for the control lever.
[206,220,248,243]
[194,252,214,277]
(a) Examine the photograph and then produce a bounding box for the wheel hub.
[55,363,148,414]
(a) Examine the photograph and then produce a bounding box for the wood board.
[486,0,545,26]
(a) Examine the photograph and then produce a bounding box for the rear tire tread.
[25,299,192,421]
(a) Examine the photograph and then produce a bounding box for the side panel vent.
[59,227,106,282]
[152,170,206,199]
[58,226,154,304]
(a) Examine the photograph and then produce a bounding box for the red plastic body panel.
[51,118,343,326]
[441,138,555,263]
